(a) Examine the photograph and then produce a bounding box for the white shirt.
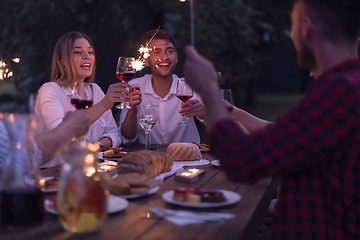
[34,82,121,167]
[119,74,201,145]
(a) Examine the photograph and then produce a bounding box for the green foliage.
[0,0,292,106]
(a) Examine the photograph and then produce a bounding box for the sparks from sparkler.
[132,27,161,71]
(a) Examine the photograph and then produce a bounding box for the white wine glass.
[176,79,193,125]
[138,105,157,150]
[71,82,93,110]
[115,57,136,109]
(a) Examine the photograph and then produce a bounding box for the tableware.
[220,89,233,112]
[217,72,223,89]
[138,105,157,150]
[173,159,209,166]
[115,57,136,109]
[176,79,193,125]
[0,113,45,228]
[117,186,160,199]
[162,189,241,208]
[41,177,59,193]
[57,141,107,233]
[211,160,221,167]
[45,195,129,215]
[71,82,93,110]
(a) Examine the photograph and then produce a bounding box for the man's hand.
[128,84,142,108]
[179,99,204,119]
[62,110,90,138]
[183,46,218,96]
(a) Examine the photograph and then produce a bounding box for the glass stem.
[145,131,150,150]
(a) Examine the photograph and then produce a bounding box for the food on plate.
[102,147,123,158]
[117,150,173,178]
[166,142,202,161]
[101,172,162,196]
[43,177,59,190]
[99,162,117,172]
[192,142,210,150]
[173,187,227,204]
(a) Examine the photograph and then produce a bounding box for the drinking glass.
[220,89,233,112]
[176,79,194,125]
[71,82,93,110]
[138,105,157,150]
[57,141,107,233]
[115,57,136,109]
[217,72,223,89]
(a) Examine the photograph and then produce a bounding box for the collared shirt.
[209,59,360,240]
[119,74,200,145]
[34,82,121,167]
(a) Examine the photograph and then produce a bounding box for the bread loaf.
[166,143,202,161]
[116,150,174,178]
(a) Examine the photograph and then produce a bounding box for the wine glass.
[115,57,136,109]
[176,79,194,125]
[217,72,223,89]
[220,89,233,112]
[71,82,93,110]
[138,105,157,150]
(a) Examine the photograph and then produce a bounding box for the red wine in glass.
[116,71,136,82]
[71,98,93,110]
[177,95,193,102]
[0,187,45,227]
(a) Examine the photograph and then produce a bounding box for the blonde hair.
[51,31,95,87]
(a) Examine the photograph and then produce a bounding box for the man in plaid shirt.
[183,0,360,239]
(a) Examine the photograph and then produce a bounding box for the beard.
[296,40,316,71]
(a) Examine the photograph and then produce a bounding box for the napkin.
[155,164,184,180]
[149,206,234,226]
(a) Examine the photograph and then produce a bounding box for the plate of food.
[97,147,130,160]
[192,142,210,152]
[211,160,221,167]
[162,187,241,208]
[44,194,129,215]
[173,159,210,166]
[41,177,59,193]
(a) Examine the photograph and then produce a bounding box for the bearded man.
[183,0,360,239]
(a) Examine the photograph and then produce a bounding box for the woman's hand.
[102,82,130,109]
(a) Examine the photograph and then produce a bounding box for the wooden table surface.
[0,144,279,240]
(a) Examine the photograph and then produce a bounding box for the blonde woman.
[34,31,137,167]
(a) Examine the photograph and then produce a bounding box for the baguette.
[117,150,174,178]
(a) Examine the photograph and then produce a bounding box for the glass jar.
[56,141,107,233]
[0,113,44,227]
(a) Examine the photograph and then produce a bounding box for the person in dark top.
[182,0,360,239]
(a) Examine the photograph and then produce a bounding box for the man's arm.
[230,106,273,133]
[35,110,90,164]
[120,85,141,140]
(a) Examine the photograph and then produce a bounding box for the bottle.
[56,141,107,233]
[0,113,44,227]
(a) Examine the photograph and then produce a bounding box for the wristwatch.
[97,141,104,151]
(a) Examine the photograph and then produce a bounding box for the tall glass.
[220,89,233,112]
[176,79,193,125]
[138,105,157,150]
[0,113,44,228]
[115,57,136,109]
[57,141,107,233]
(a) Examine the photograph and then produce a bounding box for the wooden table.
[0,145,279,240]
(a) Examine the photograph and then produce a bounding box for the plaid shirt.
[209,59,360,240]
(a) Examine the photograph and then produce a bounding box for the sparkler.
[132,27,161,71]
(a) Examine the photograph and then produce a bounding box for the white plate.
[162,189,241,208]
[44,194,129,215]
[211,160,221,167]
[173,159,210,166]
[96,152,124,161]
[120,186,160,199]
[42,177,58,193]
